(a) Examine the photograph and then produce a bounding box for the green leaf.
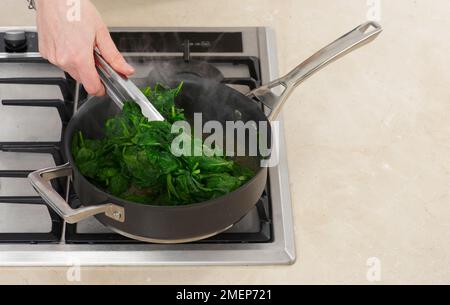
[72,83,254,205]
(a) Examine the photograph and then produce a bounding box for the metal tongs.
[94,50,164,121]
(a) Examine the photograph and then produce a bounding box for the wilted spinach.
[71,83,254,205]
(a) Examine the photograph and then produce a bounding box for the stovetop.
[0,27,295,266]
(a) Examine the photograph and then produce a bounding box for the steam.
[117,33,273,168]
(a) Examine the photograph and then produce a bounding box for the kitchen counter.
[1,0,450,284]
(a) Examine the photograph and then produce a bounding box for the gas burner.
[147,59,224,84]
[146,39,224,83]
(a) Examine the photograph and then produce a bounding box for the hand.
[35,0,134,96]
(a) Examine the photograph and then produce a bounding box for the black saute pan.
[29,22,382,243]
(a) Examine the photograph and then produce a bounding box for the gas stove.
[0,27,295,266]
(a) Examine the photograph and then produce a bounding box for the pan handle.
[247,21,382,121]
[28,163,125,224]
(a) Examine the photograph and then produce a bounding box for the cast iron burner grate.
[0,57,75,243]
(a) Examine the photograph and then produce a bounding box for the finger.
[77,52,105,96]
[96,26,134,76]
[65,69,81,83]
[46,47,57,67]
[37,30,47,57]
[36,17,47,56]
[41,37,56,64]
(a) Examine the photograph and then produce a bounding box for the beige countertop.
[1,0,450,284]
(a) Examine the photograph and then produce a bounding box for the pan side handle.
[247,21,382,121]
[28,163,125,224]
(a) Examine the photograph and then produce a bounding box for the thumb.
[96,26,134,76]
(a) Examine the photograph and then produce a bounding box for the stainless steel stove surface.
[0,27,295,266]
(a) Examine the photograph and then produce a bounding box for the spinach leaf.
[72,83,255,205]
